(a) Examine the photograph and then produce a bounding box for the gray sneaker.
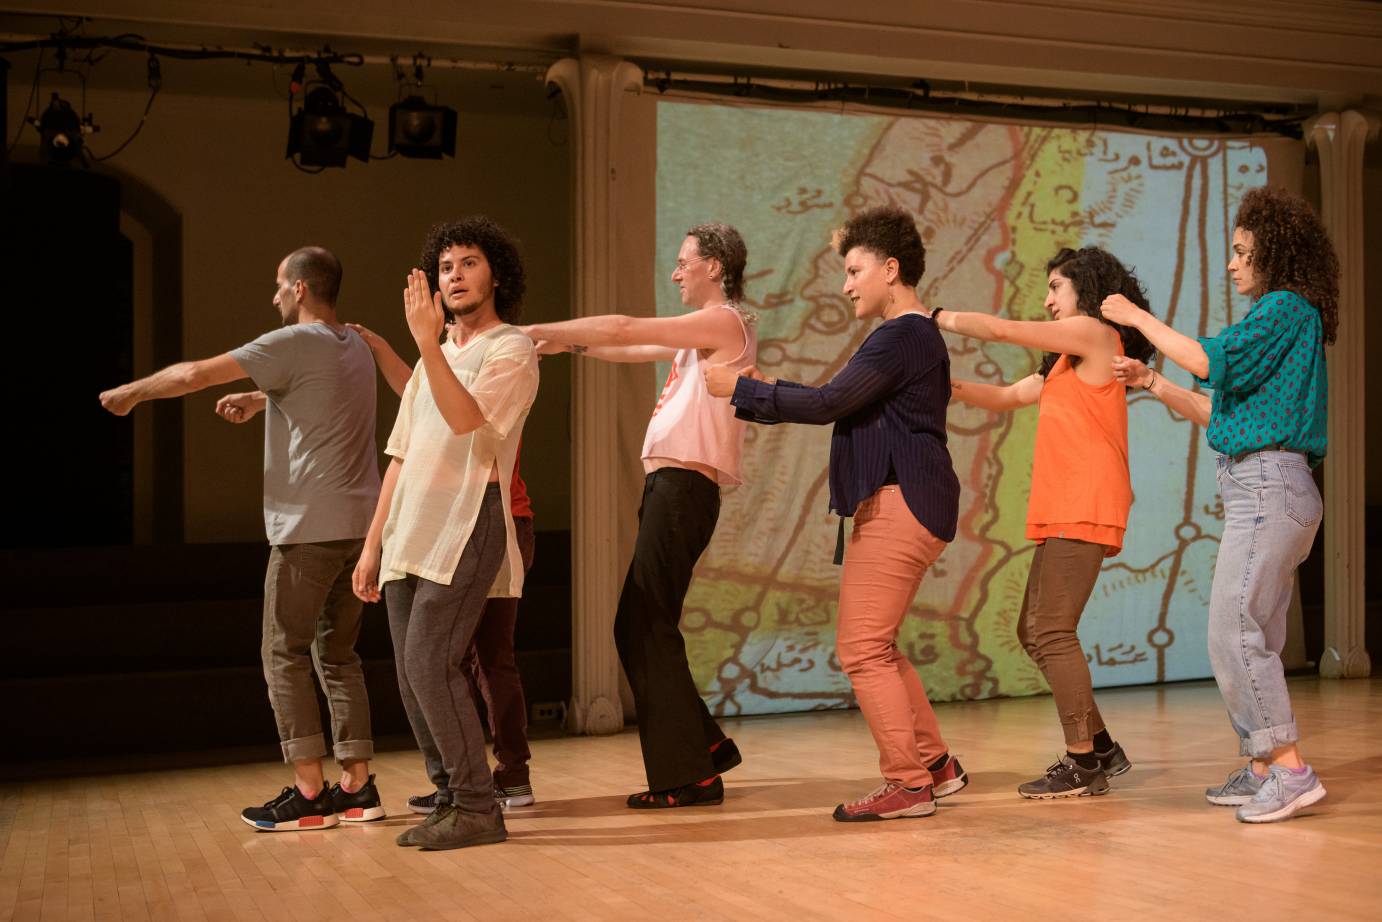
[409,803,508,850]
[1205,764,1267,806]
[1235,765,1326,824]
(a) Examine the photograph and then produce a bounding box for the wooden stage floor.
[3,677,1379,921]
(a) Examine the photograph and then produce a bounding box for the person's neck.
[449,303,503,346]
[295,303,339,328]
[882,287,924,321]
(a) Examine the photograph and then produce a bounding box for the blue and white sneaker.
[1205,764,1267,806]
[1235,764,1326,824]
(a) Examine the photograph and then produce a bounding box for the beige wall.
[6,52,572,540]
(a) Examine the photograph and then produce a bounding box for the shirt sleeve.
[730,327,903,425]
[1196,293,1311,395]
[227,327,297,394]
[470,337,540,439]
[384,361,424,459]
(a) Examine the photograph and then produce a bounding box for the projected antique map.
[654,100,1267,715]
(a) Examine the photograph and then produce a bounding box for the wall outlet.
[530,701,565,722]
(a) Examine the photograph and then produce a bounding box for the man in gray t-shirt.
[99,246,386,832]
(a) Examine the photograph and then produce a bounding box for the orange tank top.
[1026,353,1132,556]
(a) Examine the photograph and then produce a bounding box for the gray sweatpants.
[384,484,508,814]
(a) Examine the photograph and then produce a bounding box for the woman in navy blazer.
[705,206,964,822]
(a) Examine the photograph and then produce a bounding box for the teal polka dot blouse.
[1195,290,1328,468]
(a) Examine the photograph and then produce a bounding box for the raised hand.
[404,268,446,346]
[1112,355,1153,389]
[215,391,265,424]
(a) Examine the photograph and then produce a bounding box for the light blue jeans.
[1208,450,1322,758]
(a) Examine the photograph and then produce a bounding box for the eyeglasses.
[673,255,709,272]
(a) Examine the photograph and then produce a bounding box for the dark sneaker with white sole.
[408,790,443,815]
[241,785,338,831]
[495,784,535,809]
[930,753,969,798]
[1018,756,1110,799]
[1095,741,1132,778]
[330,775,387,822]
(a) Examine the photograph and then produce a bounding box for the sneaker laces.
[848,782,896,808]
[264,786,297,809]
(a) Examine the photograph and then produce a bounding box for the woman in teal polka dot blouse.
[1099,186,1339,825]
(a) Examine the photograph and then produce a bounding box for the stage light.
[388,95,457,159]
[32,92,96,166]
[287,85,372,168]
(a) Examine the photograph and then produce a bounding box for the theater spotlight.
[32,92,96,166]
[388,95,457,159]
[287,85,373,168]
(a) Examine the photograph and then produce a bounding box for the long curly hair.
[1234,186,1339,344]
[1038,247,1155,377]
[419,216,527,323]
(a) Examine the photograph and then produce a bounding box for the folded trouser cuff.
[281,732,328,764]
[1241,721,1299,759]
[333,739,375,763]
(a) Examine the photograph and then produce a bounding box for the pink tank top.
[641,303,757,486]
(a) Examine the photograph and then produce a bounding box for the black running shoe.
[408,791,444,815]
[241,785,338,831]
[330,774,387,822]
[1018,756,1110,799]
[1095,741,1132,778]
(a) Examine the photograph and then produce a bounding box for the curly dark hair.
[1234,186,1339,344]
[1038,247,1156,377]
[686,222,748,302]
[836,205,925,287]
[419,216,526,323]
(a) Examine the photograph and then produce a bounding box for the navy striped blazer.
[730,313,959,542]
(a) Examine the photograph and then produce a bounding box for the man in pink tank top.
[522,223,756,808]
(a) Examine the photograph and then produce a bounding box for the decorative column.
[546,55,643,733]
[1309,110,1380,679]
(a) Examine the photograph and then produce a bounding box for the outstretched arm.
[347,323,414,398]
[1101,294,1209,379]
[523,308,743,355]
[934,310,1112,359]
[536,340,676,363]
[950,373,1044,412]
[99,353,248,416]
[1112,356,1212,427]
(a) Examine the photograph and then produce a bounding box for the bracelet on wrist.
[1146,370,1158,391]
[570,344,588,355]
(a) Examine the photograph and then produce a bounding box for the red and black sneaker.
[330,774,387,822]
[241,785,338,832]
[627,775,724,809]
[930,753,969,799]
[833,782,936,822]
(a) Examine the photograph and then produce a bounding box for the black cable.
[92,56,161,162]
[7,47,44,152]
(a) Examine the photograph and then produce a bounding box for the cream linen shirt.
[380,324,539,596]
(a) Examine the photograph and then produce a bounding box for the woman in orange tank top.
[932,248,1155,800]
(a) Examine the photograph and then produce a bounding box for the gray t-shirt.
[230,323,381,545]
